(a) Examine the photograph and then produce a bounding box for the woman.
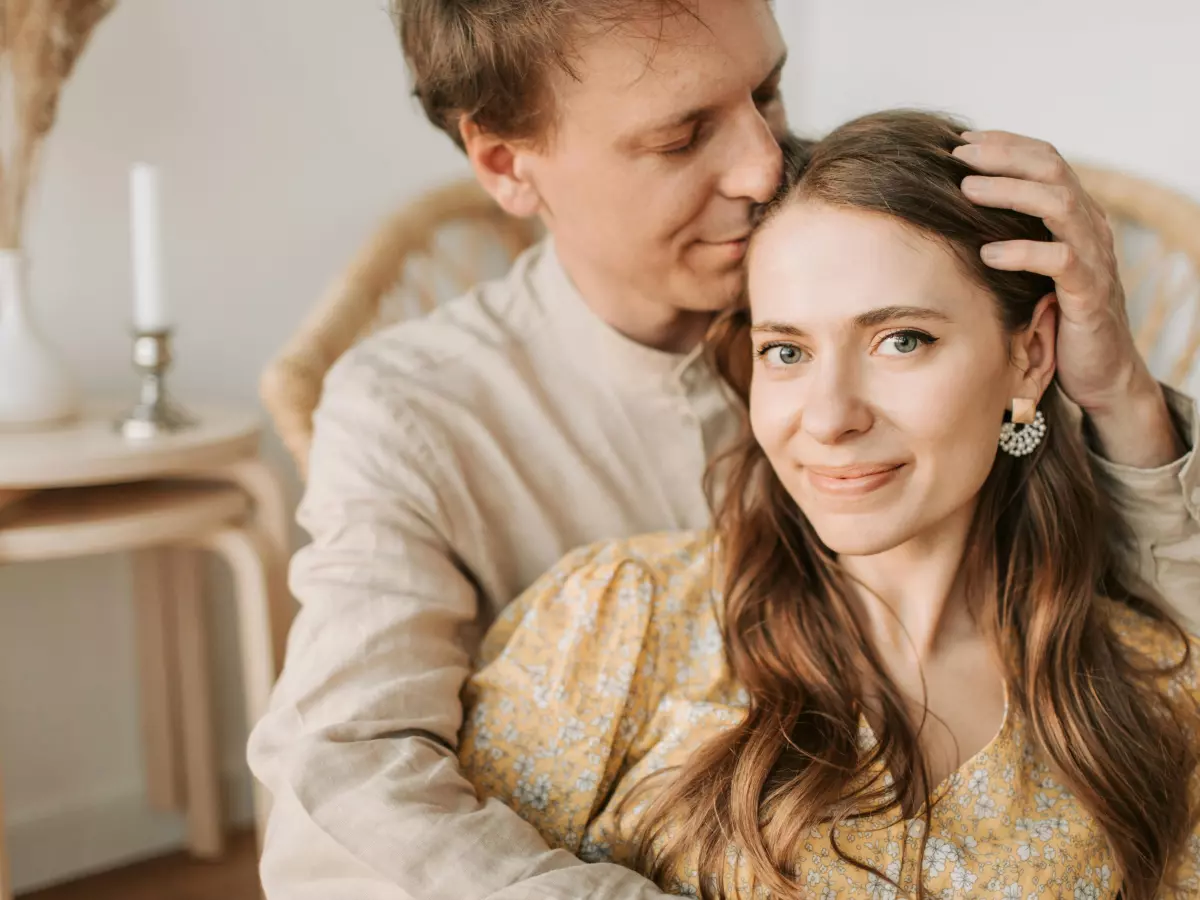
[459,111,1200,899]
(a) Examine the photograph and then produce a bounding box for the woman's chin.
[807,517,908,559]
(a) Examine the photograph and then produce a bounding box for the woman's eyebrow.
[852,305,952,328]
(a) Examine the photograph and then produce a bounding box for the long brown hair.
[627,111,1199,899]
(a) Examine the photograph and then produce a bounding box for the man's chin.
[680,269,746,313]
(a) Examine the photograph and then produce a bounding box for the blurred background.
[0,0,1196,894]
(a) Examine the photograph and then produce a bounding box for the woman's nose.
[799,360,873,445]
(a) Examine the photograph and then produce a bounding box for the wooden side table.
[0,404,294,897]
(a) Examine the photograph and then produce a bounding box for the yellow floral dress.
[459,530,1200,899]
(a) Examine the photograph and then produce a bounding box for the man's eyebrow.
[623,50,790,139]
[638,106,708,137]
[758,51,787,90]
[750,305,952,336]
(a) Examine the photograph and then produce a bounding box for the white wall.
[783,0,1200,199]
[0,0,1196,892]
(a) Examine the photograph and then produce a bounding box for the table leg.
[131,549,184,813]
[171,548,225,859]
[189,526,277,853]
[202,459,295,674]
[0,755,11,900]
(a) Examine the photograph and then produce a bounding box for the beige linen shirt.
[248,239,1200,900]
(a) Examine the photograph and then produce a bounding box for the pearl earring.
[999,400,1046,457]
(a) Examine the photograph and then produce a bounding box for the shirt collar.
[529,237,707,390]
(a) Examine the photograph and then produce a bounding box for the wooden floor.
[21,831,259,900]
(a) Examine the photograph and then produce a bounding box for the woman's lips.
[804,463,904,497]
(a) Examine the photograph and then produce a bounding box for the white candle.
[130,162,170,332]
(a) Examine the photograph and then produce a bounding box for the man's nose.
[720,107,784,205]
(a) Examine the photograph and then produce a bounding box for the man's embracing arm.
[247,353,674,900]
[1088,384,1200,631]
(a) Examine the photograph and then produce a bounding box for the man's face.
[521,1,787,347]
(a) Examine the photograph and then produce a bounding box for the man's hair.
[392,0,695,152]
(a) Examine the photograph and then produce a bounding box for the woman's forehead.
[747,203,982,325]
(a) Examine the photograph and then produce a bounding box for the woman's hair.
[625,111,1199,900]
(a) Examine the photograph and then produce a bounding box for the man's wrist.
[1082,375,1186,469]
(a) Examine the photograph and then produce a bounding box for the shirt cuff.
[1088,385,1200,536]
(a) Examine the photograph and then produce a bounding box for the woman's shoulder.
[540,528,720,605]
[463,529,724,851]
[1106,601,1200,693]
[479,529,720,664]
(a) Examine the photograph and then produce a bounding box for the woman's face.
[747,202,1054,558]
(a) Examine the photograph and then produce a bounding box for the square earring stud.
[1011,397,1036,425]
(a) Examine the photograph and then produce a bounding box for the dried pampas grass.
[0,0,116,248]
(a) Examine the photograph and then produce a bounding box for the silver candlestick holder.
[114,329,197,440]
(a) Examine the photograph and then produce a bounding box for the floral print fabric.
[460,530,1200,898]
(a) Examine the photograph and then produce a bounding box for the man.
[248,2,1200,897]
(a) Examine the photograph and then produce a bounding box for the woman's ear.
[460,119,542,218]
[1010,292,1058,404]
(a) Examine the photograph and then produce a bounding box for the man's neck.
[618,308,714,354]
[555,246,716,354]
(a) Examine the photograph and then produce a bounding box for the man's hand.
[952,130,1183,468]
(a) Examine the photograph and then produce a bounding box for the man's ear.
[1010,292,1058,403]
[460,118,541,218]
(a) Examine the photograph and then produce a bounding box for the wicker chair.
[261,179,541,478]
[1075,165,1200,393]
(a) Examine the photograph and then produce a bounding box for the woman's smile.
[803,462,905,497]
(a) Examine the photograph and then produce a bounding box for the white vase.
[0,249,81,428]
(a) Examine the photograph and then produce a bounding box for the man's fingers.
[953,133,1071,186]
[960,176,1108,285]
[961,176,1078,223]
[979,240,1092,295]
[960,130,1043,146]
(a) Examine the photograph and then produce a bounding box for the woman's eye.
[760,343,805,366]
[877,330,935,357]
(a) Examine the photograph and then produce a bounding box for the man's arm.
[247,355,674,900]
[1087,385,1200,631]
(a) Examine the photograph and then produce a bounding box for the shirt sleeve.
[460,552,666,855]
[1090,386,1200,632]
[247,354,675,900]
